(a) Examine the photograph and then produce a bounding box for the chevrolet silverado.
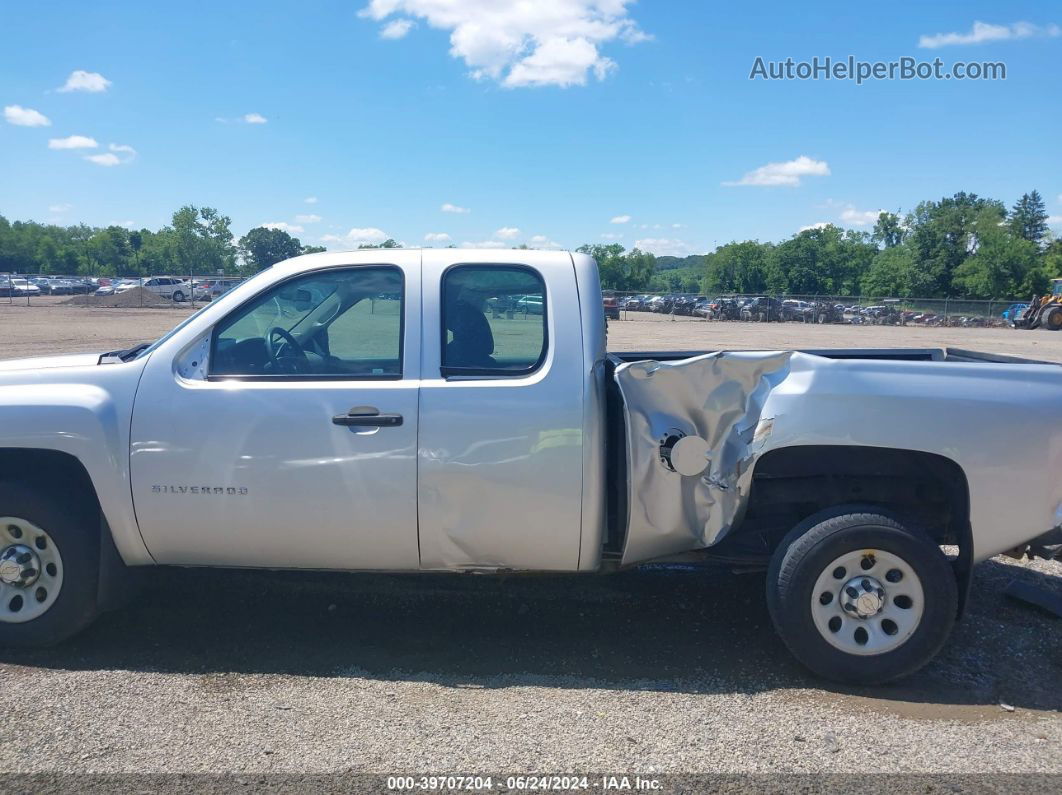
[1,249,1060,684]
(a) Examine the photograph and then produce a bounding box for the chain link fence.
[0,273,245,308]
[2,274,1030,329]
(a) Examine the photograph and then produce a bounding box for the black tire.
[1043,306,1062,331]
[172,290,185,303]
[766,507,957,685]
[0,482,100,647]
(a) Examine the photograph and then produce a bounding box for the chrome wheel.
[810,548,924,656]
[0,517,64,624]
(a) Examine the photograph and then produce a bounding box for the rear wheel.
[767,509,957,684]
[172,290,186,303]
[0,483,99,647]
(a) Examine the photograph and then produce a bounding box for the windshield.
[132,268,276,360]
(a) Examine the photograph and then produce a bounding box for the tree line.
[0,205,330,278]
[582,190,1061,300]
[2,190,1060,299]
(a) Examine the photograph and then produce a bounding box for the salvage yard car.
[1,249,1061,685]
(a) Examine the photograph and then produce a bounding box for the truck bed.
[610,347,1059,365]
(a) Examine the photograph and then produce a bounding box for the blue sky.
[2,0,1061,256]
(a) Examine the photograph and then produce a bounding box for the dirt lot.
[1,300,1061,361]
[0,302,1060,777]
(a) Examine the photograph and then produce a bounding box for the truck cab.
[129,249,607,573]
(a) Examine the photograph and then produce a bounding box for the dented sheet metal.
[615,351,794,565]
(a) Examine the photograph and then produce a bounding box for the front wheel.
[767,509,957,685]
[1042,306,1062,331]
[0,483,99,647]
[172,290,186,303]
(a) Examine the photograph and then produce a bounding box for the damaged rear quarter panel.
[615,351,1062,566]
[615,351,793,565]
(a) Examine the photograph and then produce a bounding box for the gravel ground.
[0,301,1060,777]
[0,557,1059,775]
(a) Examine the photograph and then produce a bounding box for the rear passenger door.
[417,251,587,571]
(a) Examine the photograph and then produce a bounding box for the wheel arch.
[743,444,974,615]
[0,448,135,611]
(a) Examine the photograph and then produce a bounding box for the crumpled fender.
[615,351,793,565]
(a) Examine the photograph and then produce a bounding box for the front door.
[130,253,421,570]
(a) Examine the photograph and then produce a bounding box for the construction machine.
[1014,279,1062,331]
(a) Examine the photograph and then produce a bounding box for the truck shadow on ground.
[3,558,1060,712]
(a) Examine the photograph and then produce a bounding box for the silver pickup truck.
[1,249,1060,684]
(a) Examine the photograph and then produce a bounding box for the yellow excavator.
[1015,278,1062,331]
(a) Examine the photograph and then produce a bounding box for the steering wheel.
[265,326,309,372]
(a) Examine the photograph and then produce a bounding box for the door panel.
[130,254,421,570]
[416,251,586,571]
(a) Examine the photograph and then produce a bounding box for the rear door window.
[441,265,547,376]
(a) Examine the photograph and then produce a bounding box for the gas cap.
[660,433,711,476]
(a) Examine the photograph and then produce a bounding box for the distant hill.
[655,254,705,271]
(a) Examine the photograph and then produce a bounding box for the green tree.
[170,205,237,276]
[85,226,133,276]
[704,241,774,294]
[1008,190,1049,248]
[239,226,305,272]
[871,212,904,248]
[860,244,918,297]
[906,192,1006,296]
[953,210,1042,298]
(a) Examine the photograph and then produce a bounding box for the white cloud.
[1056,194,1062,205]
[495,226,520,240]
[441,202,470,214]
[295,213,322,223]
[58,70,111,93]
[799,222,831,233]
[85,153,121,166]
[110,220,136,229]
[48,135,98,149]
[243,112,268,124]
[919,20,1061,48]
[1047,215,1062,226]
[49,203,72,213]
[84,143,136,166]
[425,232,452,242]
[528,234,561,248]
[839,206,885,227]
[343,227,390,246]
[4,105,51,127]
[600,232,623,240]
[672,223,684,229]
[304,196,318,204]
[610,214,631,224]
[359,0,649,88]
[461,240,505,249]
[262,221,305,234]
[723,155,831,187]
[381,19,414,39]
[633,237,695,256]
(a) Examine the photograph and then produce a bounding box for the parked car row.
[608,293,1012,327]
[1,274,254,303]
